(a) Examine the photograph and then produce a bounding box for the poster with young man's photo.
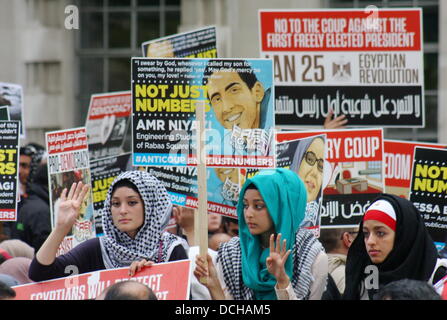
[132,58,275,168]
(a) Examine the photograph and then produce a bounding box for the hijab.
[99,170,186,269]
[343,194,439,300]
[238,168,307,299]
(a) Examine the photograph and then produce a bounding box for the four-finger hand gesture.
[266,233,291,289]
[56,182,90,234]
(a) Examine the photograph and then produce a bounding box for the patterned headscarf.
[218,168,325,300]
[99,170,187,269]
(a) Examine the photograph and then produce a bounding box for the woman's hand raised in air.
[56,181,90,234]
[266,233,291,289]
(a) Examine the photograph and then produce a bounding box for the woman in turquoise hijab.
[194,168,328,300]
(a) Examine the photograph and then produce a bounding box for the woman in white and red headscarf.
[343,194,447,300]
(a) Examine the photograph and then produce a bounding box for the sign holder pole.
[195,102,208,284]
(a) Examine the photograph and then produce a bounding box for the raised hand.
[36,181,90,266]
[266,233,291,289]
[324,109,347,129]
[56,181,90,234]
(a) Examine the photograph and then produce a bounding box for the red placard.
[277,128,384,227]
[13,260,191,300]
[278,128,383,162]
[384,139,446,198]
[260,9,421,52]
[46,128,88,155]
[87,92,131,120]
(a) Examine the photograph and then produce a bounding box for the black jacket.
[11,181,51,252]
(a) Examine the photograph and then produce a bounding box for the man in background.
[319,227,358,295]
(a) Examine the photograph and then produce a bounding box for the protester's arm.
[35,182,90,266]
[193,253,226,300]
[29,237,103,281]
[324,109,347,129]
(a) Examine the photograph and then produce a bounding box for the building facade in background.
[0,0,444,145]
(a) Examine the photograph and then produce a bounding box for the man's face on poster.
[207,70,264,130]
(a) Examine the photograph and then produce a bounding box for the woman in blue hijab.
[194,168,328,300]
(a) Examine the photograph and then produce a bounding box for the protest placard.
[276,134,326,236]
[132,58,275,168]
[13,260,190,300]
[409,147,447,249]
[259,8,424,127]
[46,127,95,255]
[147,166,240,219]
[0,121,20,221]
[143,27,219,259]
[0,106,9,120]
[385,140,446,198]
[278,128,384,227]
[85,91,132,161]
[142,25,217,58]
[0,82,25,137]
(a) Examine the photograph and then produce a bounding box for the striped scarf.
[218,228,324,300]
[99,170,187,269]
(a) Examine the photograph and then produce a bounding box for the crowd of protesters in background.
[1,111,446,301]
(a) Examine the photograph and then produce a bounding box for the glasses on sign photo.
[304,151,324,173]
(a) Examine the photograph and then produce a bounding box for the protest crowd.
[1,5,447,303]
